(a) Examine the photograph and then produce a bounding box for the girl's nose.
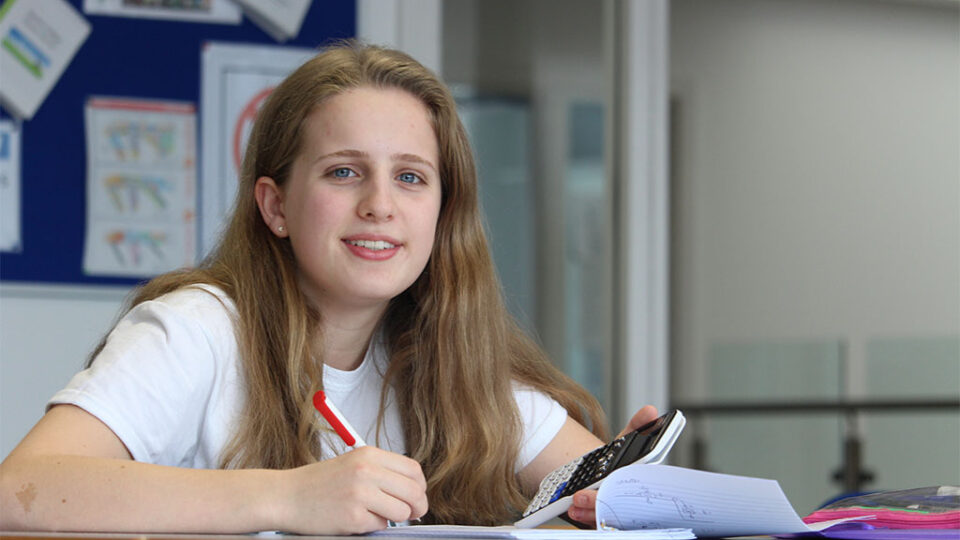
[357,174,396,221]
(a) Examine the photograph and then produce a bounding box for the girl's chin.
[312,286,414,311]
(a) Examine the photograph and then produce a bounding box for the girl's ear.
[254,176,288,237]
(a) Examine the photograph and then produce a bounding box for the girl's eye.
[398,172,422,184]
[333,167,356,178]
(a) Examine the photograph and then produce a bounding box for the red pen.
[313,390,366,448]
[313,390,417,527]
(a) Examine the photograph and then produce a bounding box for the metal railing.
[671,398,960,492]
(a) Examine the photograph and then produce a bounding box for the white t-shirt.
[49,285,567,471]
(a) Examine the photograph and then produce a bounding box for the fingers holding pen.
[307,392,427,530]
[275,446,428,534]
[366,446,427,490]
[347,446,428,520]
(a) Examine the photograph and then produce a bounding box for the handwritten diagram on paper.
[83,97,196,278]
[596,476,715,531]
[0,120,22,252]
[200,42,314,256]
[595,464,817,538]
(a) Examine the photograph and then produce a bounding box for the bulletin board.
[0,0,355,287]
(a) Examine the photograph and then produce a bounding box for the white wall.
[0,284,129,458]
[670,0,959,398]
[669,0,959,510]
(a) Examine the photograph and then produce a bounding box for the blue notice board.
[0,0,355,286]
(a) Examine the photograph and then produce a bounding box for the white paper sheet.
[0,119,21,252]
[83,0,241,24]
[596,464,852,537]
[233,0,311,42]
[0,0,91,119]
[83,97,197,277]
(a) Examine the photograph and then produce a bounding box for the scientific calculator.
[515,409,685,528]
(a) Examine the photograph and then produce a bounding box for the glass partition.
[444,0,616,413]
[706,340,844,514]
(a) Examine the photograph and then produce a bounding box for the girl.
[0,42,657,535]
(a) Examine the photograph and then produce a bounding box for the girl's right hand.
[273,446,428,535]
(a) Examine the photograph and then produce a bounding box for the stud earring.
[277,225,285,233]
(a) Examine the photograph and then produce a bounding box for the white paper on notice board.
[83,0,241,24]
[233,0,311,41]
[0,0,91,119]
[0,119,22,252]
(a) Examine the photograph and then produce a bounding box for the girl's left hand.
[566,405,659,526]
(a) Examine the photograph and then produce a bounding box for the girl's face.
[263,86,442,314]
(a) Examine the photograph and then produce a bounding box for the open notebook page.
[595,464,857,537]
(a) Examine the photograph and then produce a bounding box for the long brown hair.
[90,41,608,525]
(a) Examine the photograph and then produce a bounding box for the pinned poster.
[233,0,311,42]
[83,97,197,278]
[0,119,21,252]
[83,0,241,24]
[0,0,91,120]
[199,42,313,255]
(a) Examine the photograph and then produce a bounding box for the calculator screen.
[630,410,674,453]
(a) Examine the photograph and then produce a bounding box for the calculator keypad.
[521,434,631,517]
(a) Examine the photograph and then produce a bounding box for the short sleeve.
[47,286,237,468]
[513,385,568,472]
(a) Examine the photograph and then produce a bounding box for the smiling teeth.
[348,240,396,250]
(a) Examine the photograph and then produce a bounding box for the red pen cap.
[313,390,357,447]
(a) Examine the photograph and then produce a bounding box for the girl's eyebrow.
[315,149,366,162]
[393,152,438,173]
[314,149,438,173]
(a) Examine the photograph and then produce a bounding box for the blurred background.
[1,0,957,516]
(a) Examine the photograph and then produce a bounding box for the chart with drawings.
[83,97,197,277]
[594,464,828,537]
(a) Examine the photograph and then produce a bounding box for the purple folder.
[783,522,960,540]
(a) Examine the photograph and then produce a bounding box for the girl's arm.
[518,405,659,526]
[0,404,427,535]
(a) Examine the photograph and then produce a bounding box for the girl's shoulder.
[132,283,236,318]
[118,283,239,348]
[61,283,243,465]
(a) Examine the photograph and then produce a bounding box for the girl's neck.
[316,303,386,372]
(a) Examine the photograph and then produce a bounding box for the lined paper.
[596,464,850,537]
